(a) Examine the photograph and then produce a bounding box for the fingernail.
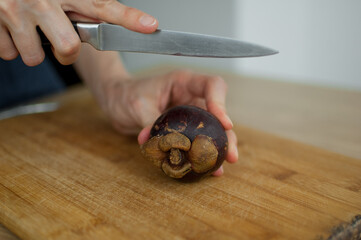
[139,15,157,27]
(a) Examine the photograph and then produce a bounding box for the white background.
[121,0,361,90]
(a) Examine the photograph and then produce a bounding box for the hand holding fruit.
[96,70,238,177]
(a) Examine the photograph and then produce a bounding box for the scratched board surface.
[0,89,361,240]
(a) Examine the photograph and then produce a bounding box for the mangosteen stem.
[169,148,183,165]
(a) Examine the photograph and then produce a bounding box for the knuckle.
[120,6,137,19]
[92,0,113,17]
[171,69,192,81]
[57,37,81,58]
[93,0,138,22]
[0,0,17,15]
[92,0,113,7]
[30,0,52,14]
[0,0,20,26]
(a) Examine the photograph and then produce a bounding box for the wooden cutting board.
[0,88,360,240]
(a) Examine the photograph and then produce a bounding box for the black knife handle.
[37,22,79,45]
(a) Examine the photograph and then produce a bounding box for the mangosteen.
[140,105,228,179]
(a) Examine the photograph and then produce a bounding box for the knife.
[40,22,278,58]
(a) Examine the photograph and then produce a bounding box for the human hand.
[0,0,158,66]
[101,70,238,176]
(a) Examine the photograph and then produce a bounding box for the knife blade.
[0,102,59,121]
[40,22,278,58]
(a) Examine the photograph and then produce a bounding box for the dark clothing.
[0,56,64,110]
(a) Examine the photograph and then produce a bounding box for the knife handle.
[38,22,79,45]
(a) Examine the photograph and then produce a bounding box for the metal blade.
[0,103,59,121]
[80,23,278,58]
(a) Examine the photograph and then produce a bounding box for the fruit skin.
[149,105,228,179]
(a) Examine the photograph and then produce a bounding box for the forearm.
[73,44,130,108]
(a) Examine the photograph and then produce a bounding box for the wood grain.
[0,87,360,240]
[0,223,20,240]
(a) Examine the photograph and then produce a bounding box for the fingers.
[191,98,207,110]
[212,166,224,177]
[207,101,233,131]
[212,130,238,177]
[68,0,158,33]
[8,24,45,66]
[226,130,238,163]
[173,70,233,130]
[0,25,18,60]
[204,77,233,131]
[0,2,45,66]
[38,6,81,65]
[0,2,19,61]
[138,125,152,145]
[0,0,81,66]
